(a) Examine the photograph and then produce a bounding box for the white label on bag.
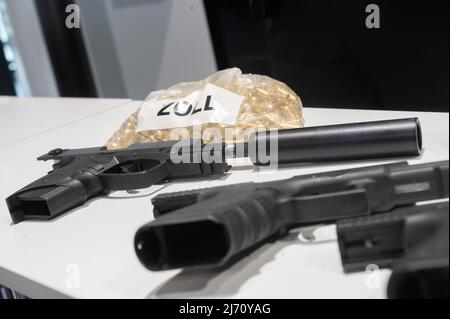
[136,84,245,131]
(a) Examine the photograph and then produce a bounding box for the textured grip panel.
[215,189,282,260]
[151,182,254,217]
[152,189,201,217]
[135,187,282,270]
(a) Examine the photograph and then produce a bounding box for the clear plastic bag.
[106,68,304,149]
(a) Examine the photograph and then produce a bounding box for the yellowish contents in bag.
[106,68,304,150]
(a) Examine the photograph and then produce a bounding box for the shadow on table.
[145,225,336,299]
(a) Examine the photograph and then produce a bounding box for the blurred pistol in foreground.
[338,201,449,299]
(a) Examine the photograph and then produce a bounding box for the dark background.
[1,0,449,112]
[0,44,15,95]
[205,0,449,112]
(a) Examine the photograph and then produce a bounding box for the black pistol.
[337,202,449,299]
[6,118,422,223]
[135,160,448,271]
[6,140,229,224]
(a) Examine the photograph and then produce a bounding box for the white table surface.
[0,98,448,299]
[0,96,130,149]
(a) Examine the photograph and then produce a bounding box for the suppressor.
[246,117,422,164]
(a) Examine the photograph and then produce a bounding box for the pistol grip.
[6,170,103,223]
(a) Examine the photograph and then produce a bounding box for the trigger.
[120,163,142,173]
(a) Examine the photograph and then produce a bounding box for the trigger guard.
[100,161,171,191]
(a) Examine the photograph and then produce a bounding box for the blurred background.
[0,0,448,111]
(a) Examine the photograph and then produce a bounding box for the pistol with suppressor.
[6,118,422,223]
[135,160,448,271]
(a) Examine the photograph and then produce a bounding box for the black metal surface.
[249,118,422,165]
[6,140,230,224]
[338,201,449,299]
[337,202,449,273]
[135,160,449,270]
